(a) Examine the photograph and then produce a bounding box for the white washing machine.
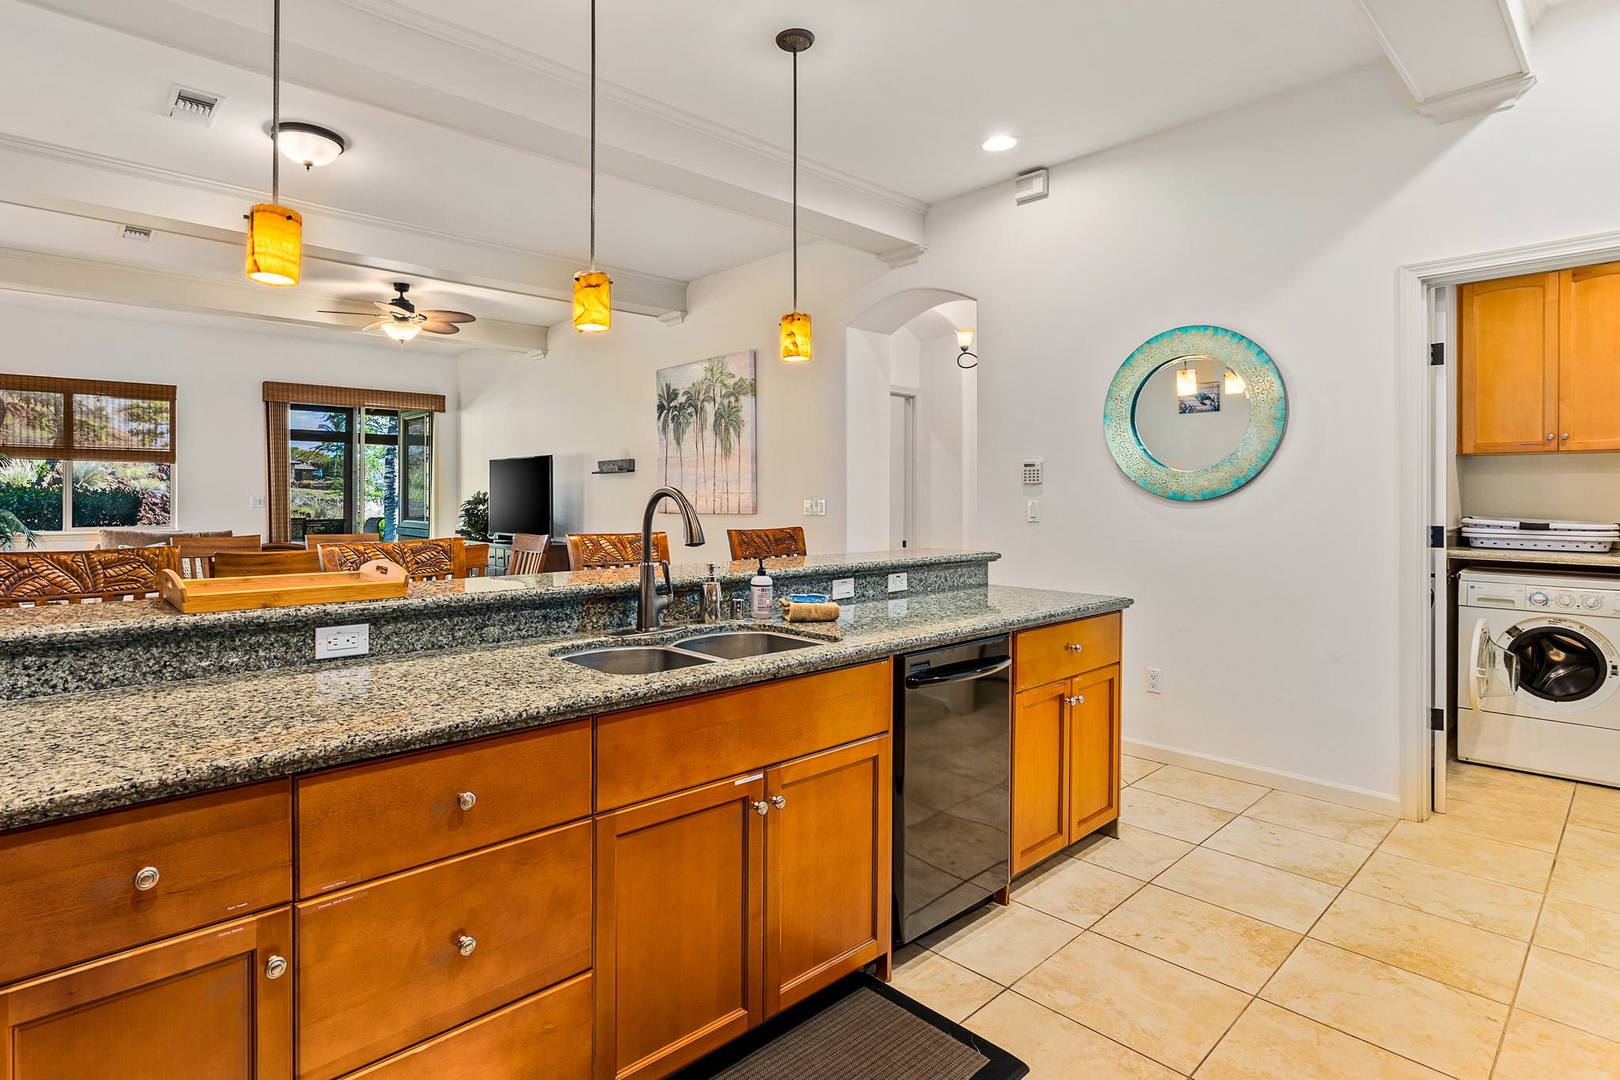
[1459,569,1620,787]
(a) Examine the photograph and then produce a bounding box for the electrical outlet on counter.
[315,623,369,660]
[831,577,855,600]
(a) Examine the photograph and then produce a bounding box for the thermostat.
[1022,458,1044,485]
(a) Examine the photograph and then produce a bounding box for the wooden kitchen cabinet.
[764,737,891,1015]
[595,774,766,1080]
[1011,680,1070,874]
[1459,261,1620,454]
[1068,665,1122,839]
[0,908,293,1080]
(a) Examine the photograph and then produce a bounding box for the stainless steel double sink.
[560,629,822,675]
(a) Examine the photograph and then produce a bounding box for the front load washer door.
[1491,616,1620,719]
[1469,617,1518,715]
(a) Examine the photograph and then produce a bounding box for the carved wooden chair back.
[507,533,551,575]
[567,532,671,570]
[170,535,263,579]
[726,527,808,561]
[303,532,380,550]
[212,549,322,577]
[316,537,470,580]
[0,547,182,606]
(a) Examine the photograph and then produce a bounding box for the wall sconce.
[1175,360,1198,398]
[956,328,978,370]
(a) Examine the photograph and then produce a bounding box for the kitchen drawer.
[1015,613,1121,692]
[596,661,890,810]
[296,821,592,1080]
[297,721,591,896]
[0,781,292,985]
[342,973,592,1080]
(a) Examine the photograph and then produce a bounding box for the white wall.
[1458,452,1620,523]
[457,242,889,564]
[846,1,1620,804]
[0,294,461,538]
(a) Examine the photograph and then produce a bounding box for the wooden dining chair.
[303,532,380,550]
[212,549,322,577]
[0,547,181,606]
[170,535,264,579]
[508,533,551,575]
[317,537,471,580]
[726,527,808,561]
[566,532,671,570]
[464,543,489,578]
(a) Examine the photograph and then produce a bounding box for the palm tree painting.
[655,350,756,514]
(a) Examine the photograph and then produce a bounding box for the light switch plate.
[831,577,855,600]
[250,495,266,509]
[315,623,370,660]
[887,572,908,593]
[1027,500,1041,523]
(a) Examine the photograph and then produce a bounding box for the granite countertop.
[0,583,1129,831]
[1447,545,1620,571]
[0,548,997,643]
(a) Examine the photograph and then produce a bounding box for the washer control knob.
[1528,591,1551,608]
[1585,595,1605,610]
[1557,593,1576,608]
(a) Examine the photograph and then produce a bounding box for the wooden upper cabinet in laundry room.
[1458,271,1559,455]
[1559,261,1620,452]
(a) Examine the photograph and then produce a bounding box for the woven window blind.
[0,375,176,464]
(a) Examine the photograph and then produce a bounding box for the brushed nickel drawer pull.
[456,791,477,811]
[753,801,770,816]
[265,955,287,980]
[770,795,787,810]
[457,934,477,957]
[134,866,160,891]
[1066,643,1084,653]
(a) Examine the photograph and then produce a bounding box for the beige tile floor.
[895,758,1620,1078]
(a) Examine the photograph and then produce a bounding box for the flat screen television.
[488,455,554,539]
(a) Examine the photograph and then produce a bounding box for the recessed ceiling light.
[266,122,347,170]
[981,134,1017,152]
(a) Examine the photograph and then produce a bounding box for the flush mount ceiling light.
[573,0,611,334]
[956,328,978,370]
[268,121,346,170]
[981,134,1018,152]
[245,0,301,286]
[777,26,814,364]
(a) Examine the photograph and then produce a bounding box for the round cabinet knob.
[264,955,287,980]
[133,866,160,891]
[753,800,770,816]
[456,791,477,811]
[1547,434,1556,441]
[1562,433,1571,441]
[457,934,477,957]
[1066,643,1084,653]
[770,795,787,810]
[1066,695,1086,706]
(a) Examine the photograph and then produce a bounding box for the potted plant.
[456,491,490,543]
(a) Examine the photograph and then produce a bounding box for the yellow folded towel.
[779,599,842,623]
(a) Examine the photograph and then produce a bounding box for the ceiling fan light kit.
[573,0,613,334]
[245,0,301,286]
[777,27,813,363]
[318,282,476,345]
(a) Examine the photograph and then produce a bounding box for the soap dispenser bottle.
[701,563,722,624]
[750,558,774,621]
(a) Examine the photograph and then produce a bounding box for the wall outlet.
[315,623,370,660]
[250,495,266,509]
[830,577,855,600]
[887,572,908,593]
[1145,667,1163,694]
[1027,500,1041,523]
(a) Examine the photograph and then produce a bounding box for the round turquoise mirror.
[1104,325,1287,501]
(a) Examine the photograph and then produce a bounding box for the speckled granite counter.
[1447,545,1620,572]
[0,584,1129,831]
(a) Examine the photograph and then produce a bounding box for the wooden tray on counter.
[158,560,409,613]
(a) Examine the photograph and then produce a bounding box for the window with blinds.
[0,375,177,532]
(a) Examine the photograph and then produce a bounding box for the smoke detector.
[166,85,223,127]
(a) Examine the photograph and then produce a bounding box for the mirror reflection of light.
[1174,363,1199,398]
[1223,368,1246,396]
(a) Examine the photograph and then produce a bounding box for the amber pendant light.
[777,27,814,363]
[246,0,302,286]
[573,0,611,333]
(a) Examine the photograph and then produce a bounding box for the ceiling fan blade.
[360,320,390,332]
[421,322,462,335]
[419,310,476,323]
[317,310,376,317]
[373,300,402,314]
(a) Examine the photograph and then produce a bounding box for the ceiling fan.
[320,283,476,343]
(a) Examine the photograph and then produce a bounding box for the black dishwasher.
[894,635,1012,944]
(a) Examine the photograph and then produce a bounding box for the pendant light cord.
[589,0,597,272]
[791,47,798,311]
[271,0,280,204]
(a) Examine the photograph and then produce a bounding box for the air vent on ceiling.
[119,225,153,242]
[166,85,223,127]
[1014,168,1049,205]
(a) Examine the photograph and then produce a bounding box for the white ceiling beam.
[18,0,926,256]
[0,245,550,354]
[1355,0,1537,122]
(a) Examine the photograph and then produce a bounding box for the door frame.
[888,390,916,550]
[1397,227,1620,819]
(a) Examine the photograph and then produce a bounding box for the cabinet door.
[1458,272,1559,454]
[595,775,765,1080]
[0,908,292,1080]
[1011,680,1069,876]
[764,737,891,1016]
[1068,665,1122,839]
[1559,262,1620,452]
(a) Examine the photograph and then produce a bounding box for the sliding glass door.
[398,410,432,539]
[288,406,432,541]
